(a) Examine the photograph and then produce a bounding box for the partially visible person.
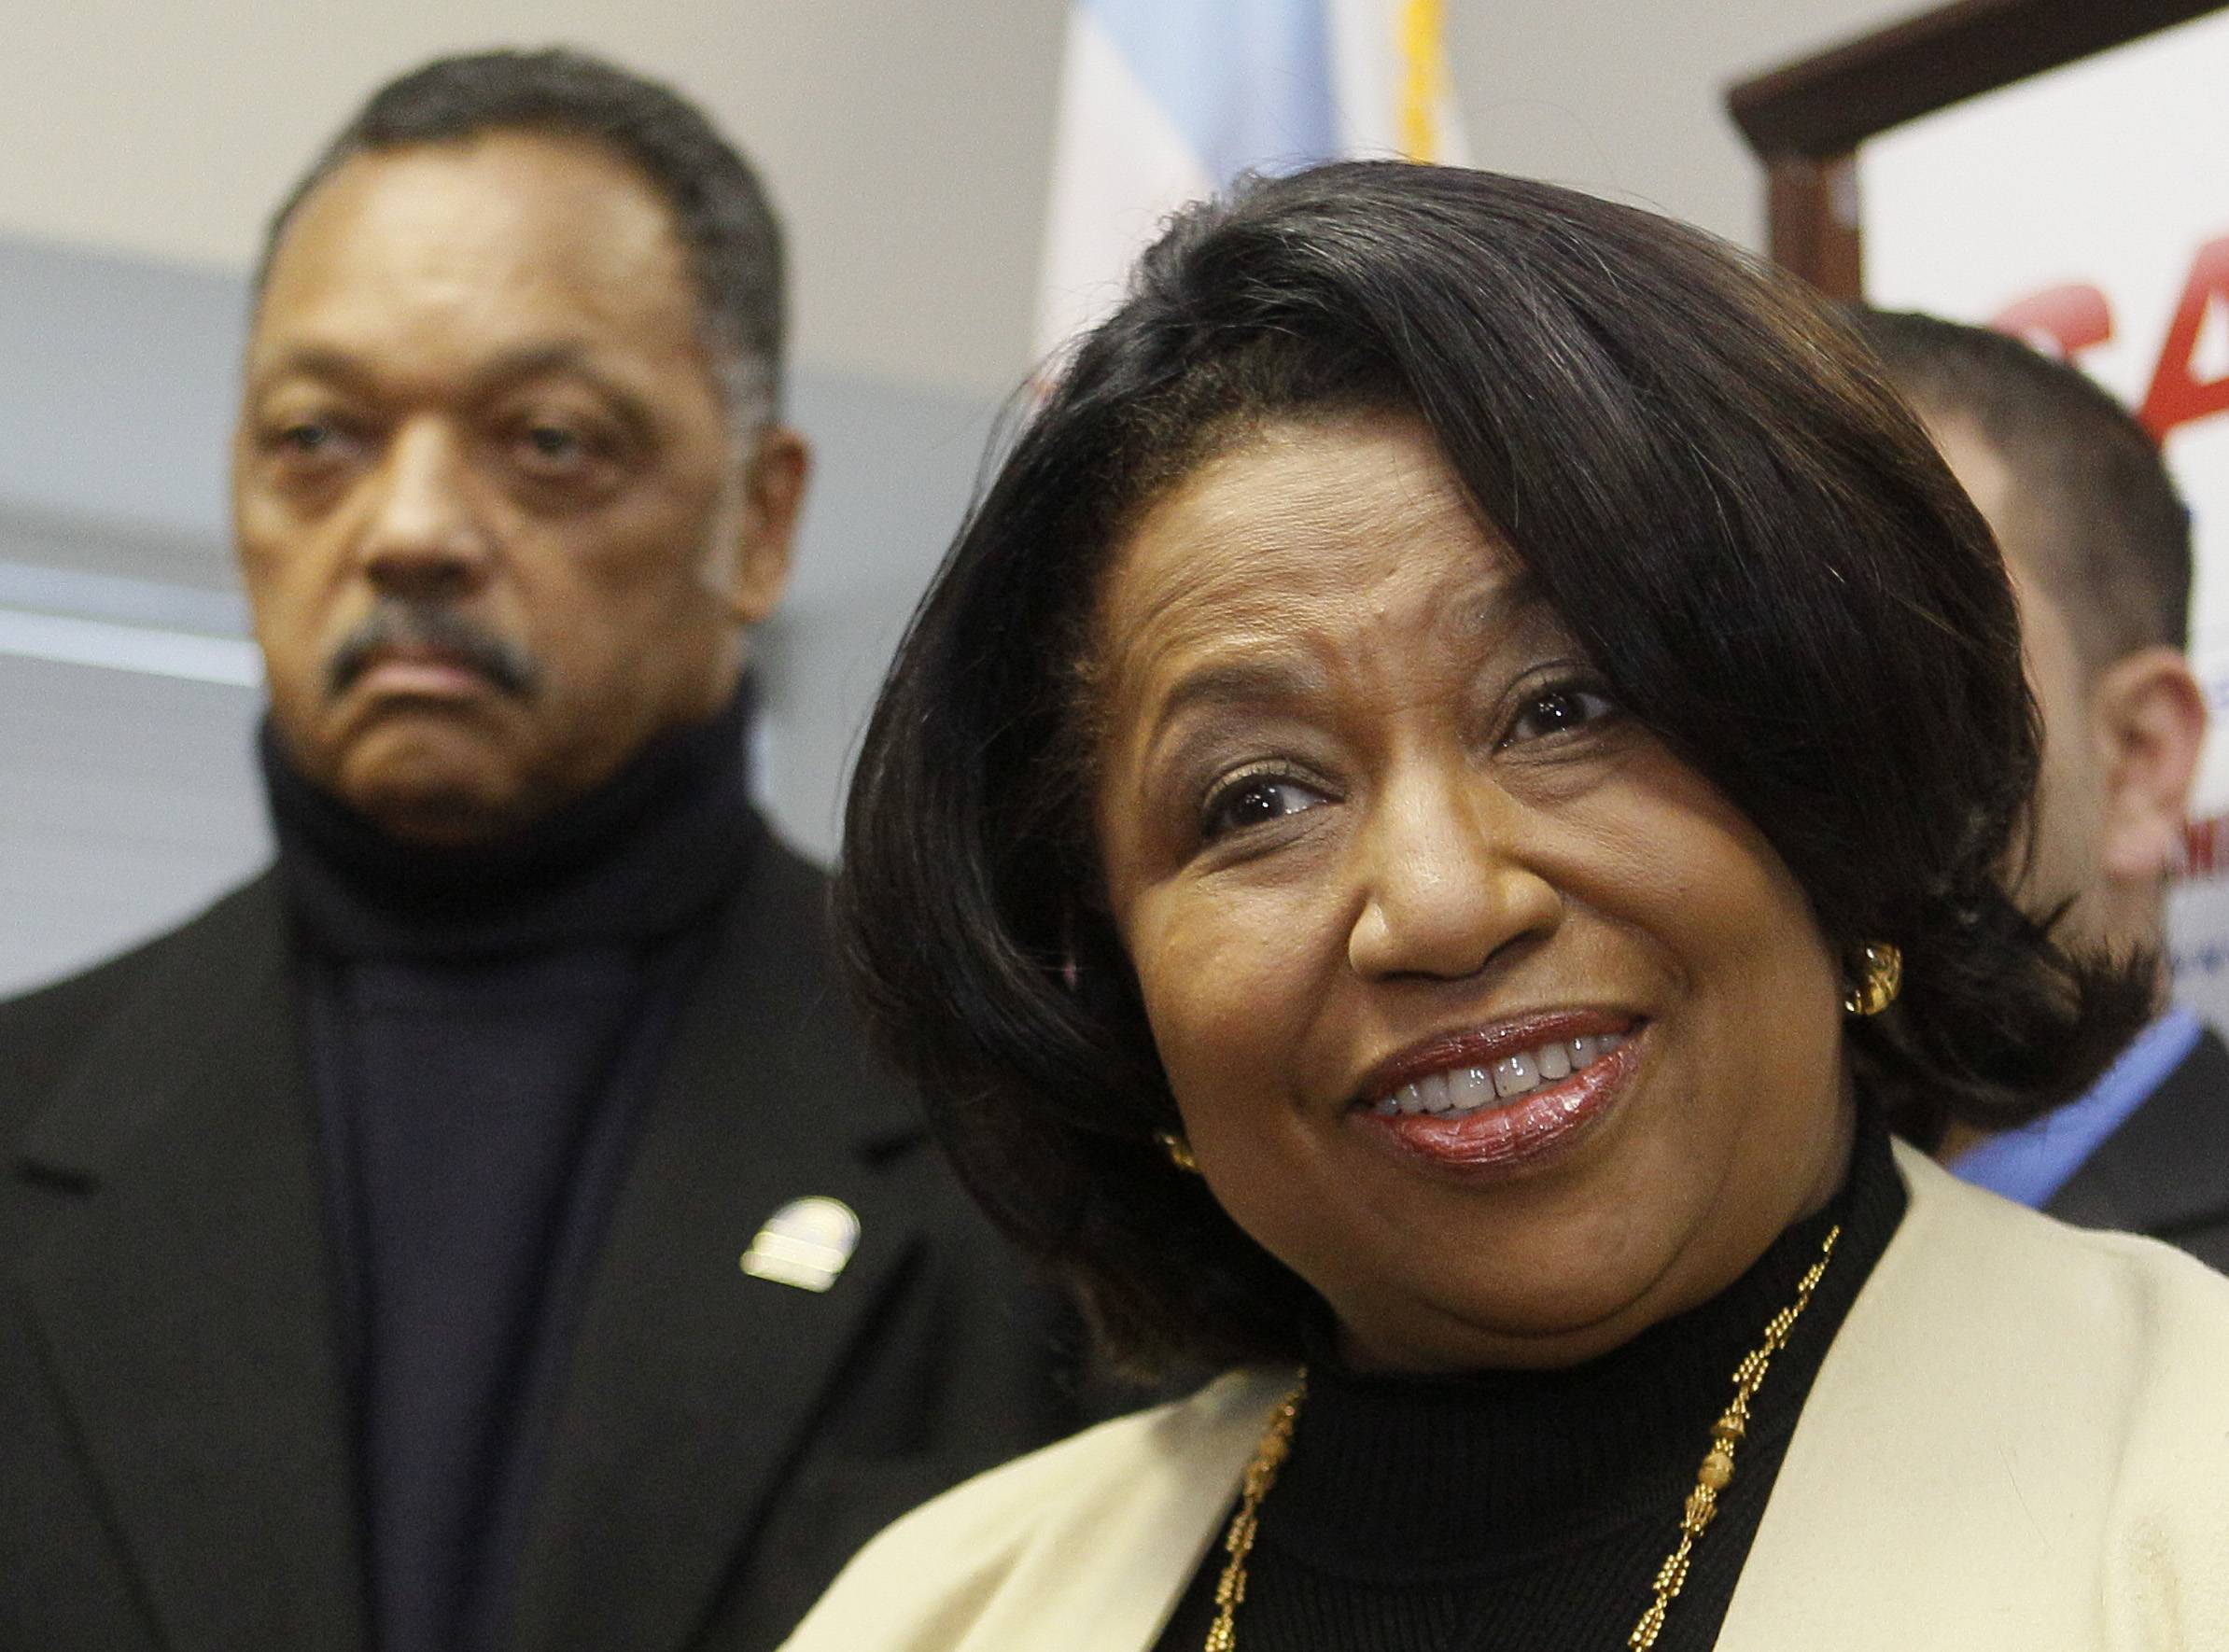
[1855,309,2225,1268]
[783,163,2229,1651]
[1,49,1085,1652]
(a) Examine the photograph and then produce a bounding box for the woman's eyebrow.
[1146,654,1333,740]
[1138,578,1557,728]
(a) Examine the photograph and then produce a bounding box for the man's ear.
[728,425,810,626]
[2094,645,2208,883]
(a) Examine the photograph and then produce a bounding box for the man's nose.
[1345,770,1560,982]
[355,421,494,598]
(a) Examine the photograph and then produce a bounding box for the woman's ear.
[2093,646,2208,883]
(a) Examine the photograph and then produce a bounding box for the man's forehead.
[255,132,695,343]
[244,136,719,414]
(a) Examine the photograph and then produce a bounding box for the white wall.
[1446,0,1913,249]
[0,0,1926,399]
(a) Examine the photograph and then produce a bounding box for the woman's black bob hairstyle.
[835,162,2150,1378]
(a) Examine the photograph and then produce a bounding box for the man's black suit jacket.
[2046,1026,2229,1272]
[0,819,1094,1652]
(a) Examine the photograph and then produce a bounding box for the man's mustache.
[326,599,541,700]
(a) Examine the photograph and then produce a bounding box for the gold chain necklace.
[1204,1224,1841,1652]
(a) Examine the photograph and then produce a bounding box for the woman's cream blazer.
[782,1144,2229,1651]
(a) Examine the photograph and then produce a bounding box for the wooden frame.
[1725,0,2227,296]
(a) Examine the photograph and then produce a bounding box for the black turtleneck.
[1152,1116,1907,1652]
[263,689,761,1652]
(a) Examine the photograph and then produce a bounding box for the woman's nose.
[1345,773,1559,982]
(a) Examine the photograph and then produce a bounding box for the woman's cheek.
[1139,889,1325,1121]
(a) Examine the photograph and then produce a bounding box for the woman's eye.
[1201,773,1329,841]
[1504,683,1617,745]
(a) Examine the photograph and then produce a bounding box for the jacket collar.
[16,874,369,1652]
[507,822,936,1652]
[1716,1141,2229,1648]
[2046,1026,2229,1239]
[16,826,935,1652]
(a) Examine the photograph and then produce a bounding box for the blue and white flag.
[1037,0,1468,361]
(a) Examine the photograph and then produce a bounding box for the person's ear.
[728,425,810,626]
[2093,645,2208,883]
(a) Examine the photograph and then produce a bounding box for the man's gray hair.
[258,47,785,434]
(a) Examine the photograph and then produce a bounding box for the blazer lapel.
[1718,1144,2194,1652]
[2046,1028,2229,1245]
[13,877,364,1652]
[773,1368,1287,1652]
[510,838,932,1652]
[951,1371,1286,1652]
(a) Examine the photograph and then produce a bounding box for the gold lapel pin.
[739,1196,861,1293]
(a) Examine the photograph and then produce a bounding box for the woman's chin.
[1308,1166,1734,1375]
[1327,1256,1691,1373]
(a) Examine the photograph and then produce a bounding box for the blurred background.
[0,0,2121,993]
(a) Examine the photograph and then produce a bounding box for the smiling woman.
[798,163,2229,1651]
[1090,413,1853,1379]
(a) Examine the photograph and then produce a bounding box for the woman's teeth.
[1372,1032,1627,1117]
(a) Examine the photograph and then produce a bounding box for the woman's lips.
[1352,1023,1644,1175]
[1370,1029,1630,1117]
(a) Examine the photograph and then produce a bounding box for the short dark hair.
[258,47,784,425]
[1850,308,2192,667]
[836,162,2150,1378]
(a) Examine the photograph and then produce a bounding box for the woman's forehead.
[1091,414,1542,705]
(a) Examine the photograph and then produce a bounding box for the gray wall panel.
[0,654,265,995]
[0,236,244,556]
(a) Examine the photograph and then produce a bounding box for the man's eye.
[1201,773,1329,841]
[1504,684,1618,746]
[275,420,342,455]
[521,425,584,461]
[262,419,363,477]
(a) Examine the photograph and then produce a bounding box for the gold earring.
[1843,941,1902,1016]
[1153,1129,1201,1174]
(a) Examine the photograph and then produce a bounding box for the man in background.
[1858,308,2228,1268]
[1,49,1085,1652]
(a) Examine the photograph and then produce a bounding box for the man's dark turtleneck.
[263,688,761,1652]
